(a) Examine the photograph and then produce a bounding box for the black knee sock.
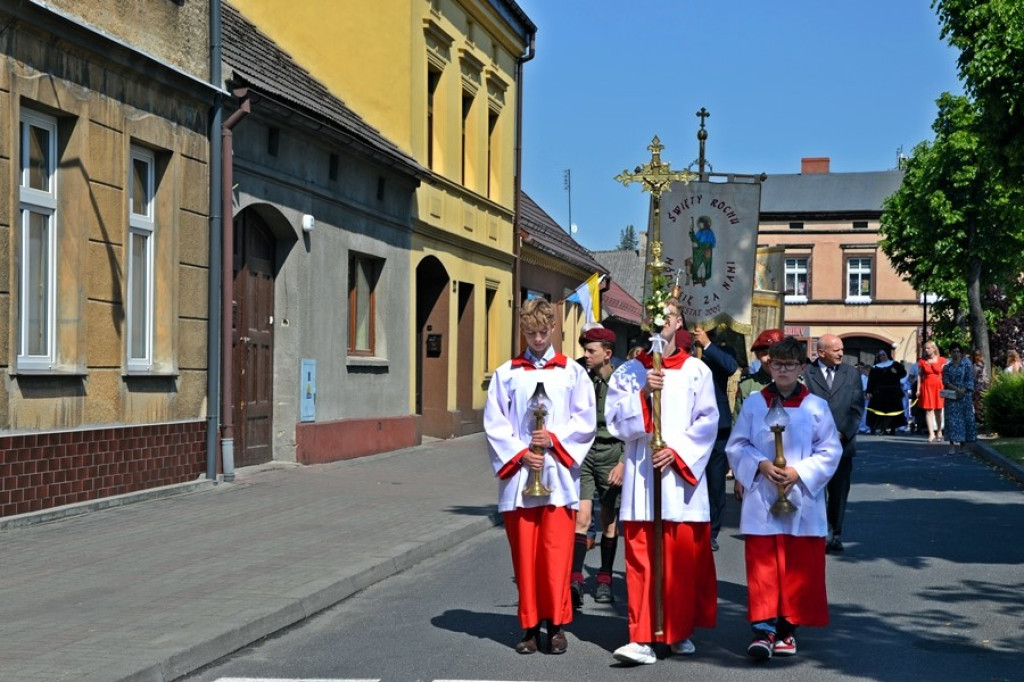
[599,535,618,575]
[571,533,588,576]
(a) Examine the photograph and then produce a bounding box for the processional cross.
[614,136,697,637]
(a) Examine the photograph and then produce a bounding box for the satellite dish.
[570,223,579,234]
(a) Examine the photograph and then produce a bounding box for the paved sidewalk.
[0,433,498,682]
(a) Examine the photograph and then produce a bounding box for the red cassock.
[503,506,576,628]
[745,535,829,626]
[622,520,718,643]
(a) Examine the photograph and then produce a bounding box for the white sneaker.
[613,642,657,665]
[670,638,696,655]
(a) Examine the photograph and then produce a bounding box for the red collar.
[511,352,569,370]
[760,383,810,407]
[636,348,691,370]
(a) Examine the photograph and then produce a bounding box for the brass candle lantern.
[765,397,796,515]
[523,382,553,497]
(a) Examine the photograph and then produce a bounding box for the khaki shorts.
[579,442,623,509]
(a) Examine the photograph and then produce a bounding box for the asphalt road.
[184,435,1024,682]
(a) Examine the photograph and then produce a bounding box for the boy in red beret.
[570,325,624,608]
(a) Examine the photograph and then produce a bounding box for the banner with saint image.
[658,179,762,334]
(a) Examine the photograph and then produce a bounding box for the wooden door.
[233,211,275,467]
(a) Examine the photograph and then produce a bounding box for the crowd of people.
[484,298,1010,664]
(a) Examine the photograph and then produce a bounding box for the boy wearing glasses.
[726,337,842,662]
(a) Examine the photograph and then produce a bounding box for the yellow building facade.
[228,0,535,437]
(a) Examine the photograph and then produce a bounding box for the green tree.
[879,93,1024,367]
[617,224,638,251]
[935,0,1024,180]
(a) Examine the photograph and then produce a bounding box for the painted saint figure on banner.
[660,179,761,332]
[689,215,716,286]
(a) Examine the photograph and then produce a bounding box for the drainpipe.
[206,0,223,481]
[220,91,251,483]
[511,30,535,356]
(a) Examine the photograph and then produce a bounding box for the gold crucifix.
[615,136,697,200]
[614,136,697,269]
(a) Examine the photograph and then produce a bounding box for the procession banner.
[659,179,762,334]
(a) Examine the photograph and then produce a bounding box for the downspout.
[206,0,223,481]
[220,92,251,483]
[511,30,535,356]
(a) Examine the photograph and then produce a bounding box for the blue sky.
[515,1,965,252]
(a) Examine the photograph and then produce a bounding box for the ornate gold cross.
[614,136,697,199]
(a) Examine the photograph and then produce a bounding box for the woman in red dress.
[916,341,946,442]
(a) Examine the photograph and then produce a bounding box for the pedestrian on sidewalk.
[604,299,719,665]
[484,298,596,656]
[866,348,907,435]
[693,325,739,552]
[942,343,977,454]
[570,325,625,609]
[917,341,947,442]
[803,333,865,553]
[726,336,842,662]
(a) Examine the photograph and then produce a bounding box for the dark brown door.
[233,211,275,467]
[415,257,450,438]
[456,282,474,417]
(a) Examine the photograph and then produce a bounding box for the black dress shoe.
[549,629,568,654]
[515,632,538,654]
[825,537,844,553]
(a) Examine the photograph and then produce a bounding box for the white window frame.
[17,110,58,371]
[127,146,156,371]
[845,256,873,304]
[784,257,809,304]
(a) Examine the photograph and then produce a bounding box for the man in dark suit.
[804,334,865,553]
[693,327,739,552]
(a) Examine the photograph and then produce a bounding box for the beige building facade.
[0,2,214,516]
[759,158,921,366]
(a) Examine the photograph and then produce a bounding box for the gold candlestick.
[766,397,796,515]
[523,382,552,497]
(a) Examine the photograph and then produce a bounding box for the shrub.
[983,372,1024,437]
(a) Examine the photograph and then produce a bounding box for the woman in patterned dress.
[941,343,977,454]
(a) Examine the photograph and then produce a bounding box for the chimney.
[801,157,830,174]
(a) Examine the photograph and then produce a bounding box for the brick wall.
[0,421,207,518]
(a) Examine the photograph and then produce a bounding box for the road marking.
[214,678,380,682]
[212,675,552,679]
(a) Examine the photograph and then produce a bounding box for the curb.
[114,511,503,682]
[970,441,1024,485]
[0,477,221,531]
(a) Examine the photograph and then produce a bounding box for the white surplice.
[725,386,842,537]
[605,353,719,522]
[485,353,596,513]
